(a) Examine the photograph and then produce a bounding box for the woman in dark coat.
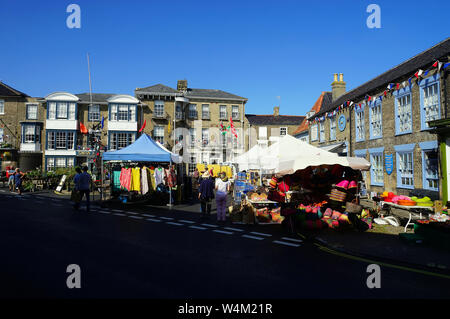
[198,170,215,219]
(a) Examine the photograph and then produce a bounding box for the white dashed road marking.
[273,240,301,247]
[213,230,233,235]
[281,237,303,243]
[166,221,183,226]
[142,214,156,218]
[201,223,219,228]
[250,232,272,237]
[224,227,244,232]
[189,225,207,230]
[113,213,126,216]
[98,210,111,214]
[160,217,174,220]
[242,235,265,241]
[179,219,195,224]
[128,216,143,220]
[146,218,162,222]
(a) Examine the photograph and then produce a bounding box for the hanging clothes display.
[155,167,164,186]
[149,168,156,190]
[120,168,132,191]
[141,166,149,195]
[131,167,141,192]
[112,169,121,192]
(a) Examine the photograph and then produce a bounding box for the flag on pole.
[79,122,88,134]
[101,116,104,129]
[229,117,237,138]
[139,119,146,133]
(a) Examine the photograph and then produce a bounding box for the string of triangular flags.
[308,59,450,124]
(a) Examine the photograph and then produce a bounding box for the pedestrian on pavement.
[198,170,214,219]
[6,166,15,192]
[74,166,92,212]
[215,172,230,222]
[71,167,82,209]
[14,168,25,195]
[192,167,200,201]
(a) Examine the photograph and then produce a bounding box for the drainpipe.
[349,106,353,156]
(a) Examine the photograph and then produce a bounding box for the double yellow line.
[314,242,450,280]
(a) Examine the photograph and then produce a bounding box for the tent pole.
[167,158,173,208]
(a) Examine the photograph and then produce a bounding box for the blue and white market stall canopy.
[103,134,173,162]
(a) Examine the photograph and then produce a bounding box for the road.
[1,189,449,299]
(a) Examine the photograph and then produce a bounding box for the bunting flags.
[307,58,449,125]
[139,119,146,133]
[414,69,423,78]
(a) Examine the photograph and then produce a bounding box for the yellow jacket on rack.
[131,167,141,192]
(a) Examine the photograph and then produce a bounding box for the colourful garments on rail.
[154,167,164,186]
[131,167,141,192]
[120,168,132,191]
[141,167,149,195]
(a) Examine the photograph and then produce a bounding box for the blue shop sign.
[385,154,393,175]
[338,115,346,132]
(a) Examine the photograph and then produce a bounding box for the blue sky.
[1,0,449,115]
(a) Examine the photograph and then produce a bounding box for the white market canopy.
[155,141,183,164]
[234,144,267,171]
[239,135,370,175]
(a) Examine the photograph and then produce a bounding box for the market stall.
[230,138,372,230]
[102,134,180,205]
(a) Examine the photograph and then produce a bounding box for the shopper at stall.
[13,168,25,195]
[215,172,230,222]
[6,166,15,192]
[198,170,215,219]
[74,166,92,212]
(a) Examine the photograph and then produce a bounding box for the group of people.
[193,168,231,222]
[6,166,25,195]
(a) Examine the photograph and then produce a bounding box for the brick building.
[309,38,450,199]
[0,81,44,171]
[135,80,247,174]
[39,92,140,171]
[245,106,305,149]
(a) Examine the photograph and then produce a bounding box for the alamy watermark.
[66,264,81,289]
[66,4,81,29]
[366,264,381,289]
[366,4,381,29]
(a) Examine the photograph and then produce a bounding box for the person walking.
[72,167,82,209]
[198,170,214,219]
[14,168,25,195]
[215,172,230,223]
[74,166,92,212]
[6,166,15,192]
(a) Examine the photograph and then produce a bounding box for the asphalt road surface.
[1,189,449,299]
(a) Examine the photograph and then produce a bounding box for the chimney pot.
[333,73,338,82]
[273,106,280,116]
[331,73,346,102]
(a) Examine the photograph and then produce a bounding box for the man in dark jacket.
[198,170,215,219]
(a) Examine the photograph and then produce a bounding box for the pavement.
[1,187,450,298]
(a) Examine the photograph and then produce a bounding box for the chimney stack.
[331,73,346,101]
[273,106,280,116]
[177,79,188,91]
